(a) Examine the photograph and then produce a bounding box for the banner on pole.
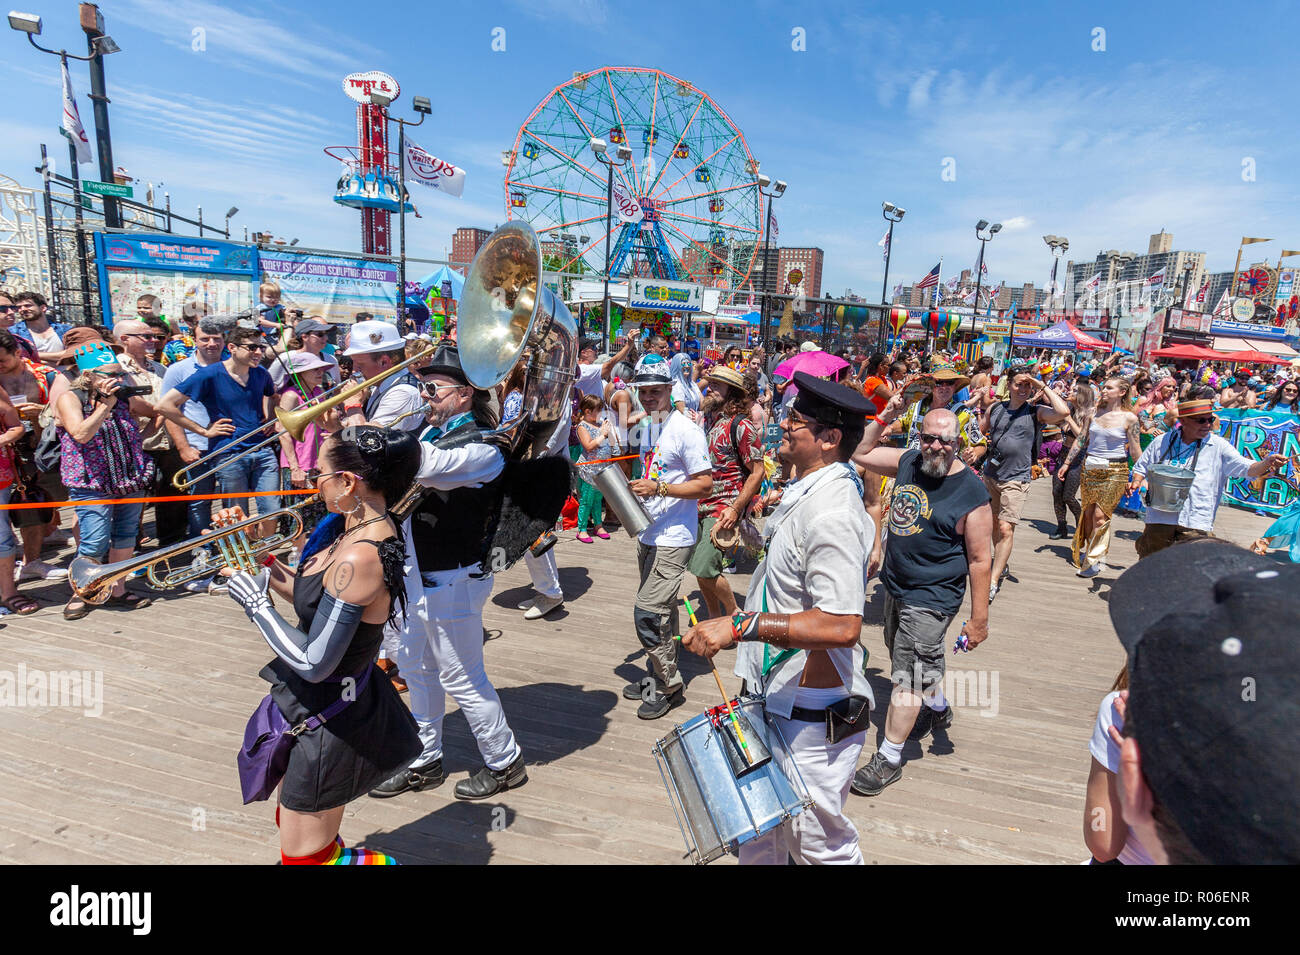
[403,139,465,197]
[260,251,397,324]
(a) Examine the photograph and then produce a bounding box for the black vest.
[410,420,506,573]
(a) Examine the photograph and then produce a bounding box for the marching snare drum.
[653,696,812,864]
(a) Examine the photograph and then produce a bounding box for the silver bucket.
[592,463,653,538]
[1147,463,1195,512]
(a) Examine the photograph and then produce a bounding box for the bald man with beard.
[849,399,993,796]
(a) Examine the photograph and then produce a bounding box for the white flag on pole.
[403,139,465,197]
[878,231,890,261]
[610,180,644,224]
[944,275,961,293]
[61,60,92,164]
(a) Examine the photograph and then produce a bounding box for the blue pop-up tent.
[413,265,465,302]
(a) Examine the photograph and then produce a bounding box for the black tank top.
[882,449,990,615]
[291,538,393,679]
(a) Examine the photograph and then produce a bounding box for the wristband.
[732,612,759,643]
[656,481,669,498]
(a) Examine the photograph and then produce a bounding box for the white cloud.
[907,71,937,112]
[1000,216,1031,231]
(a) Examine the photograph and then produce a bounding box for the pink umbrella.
[773,350,850,382]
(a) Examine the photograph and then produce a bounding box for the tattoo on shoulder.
[332,560,355,594]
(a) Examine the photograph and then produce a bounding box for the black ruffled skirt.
[262,658,421,812]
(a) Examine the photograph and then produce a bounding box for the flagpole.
[1230,244,1244,306]
[62,55,93,324]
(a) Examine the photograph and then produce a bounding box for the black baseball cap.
[1109,539,1300,864]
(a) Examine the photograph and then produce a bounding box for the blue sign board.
[94,232,258,276]
[1208,319,1289,341]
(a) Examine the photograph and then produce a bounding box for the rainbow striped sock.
[321,844,399,865]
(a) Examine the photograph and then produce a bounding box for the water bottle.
[287,547,300,569]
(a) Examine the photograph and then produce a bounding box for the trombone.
[173,344,435,490]
[69,497,319,601]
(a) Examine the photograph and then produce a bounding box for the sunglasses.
[919,432,957,447]
[422,381,465,397]
[1184,415,1214,424]
[235,343,266,352]
[0,305,15,313]
[124,334,163,341]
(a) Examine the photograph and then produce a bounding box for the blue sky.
[3,0,1296,297]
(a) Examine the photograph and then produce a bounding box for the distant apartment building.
[451,227,492,273]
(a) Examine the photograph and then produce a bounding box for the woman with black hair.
[1267,379,1300,414]
[218,425,423,864]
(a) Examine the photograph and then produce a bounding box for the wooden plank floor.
[0,485,1275,865]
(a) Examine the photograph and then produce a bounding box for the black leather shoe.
[454,754,527,800]
[368,759,444,798]
[1048,525,1069,540]
[636,688,685,720]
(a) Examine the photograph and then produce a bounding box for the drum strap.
[760,582,797,678]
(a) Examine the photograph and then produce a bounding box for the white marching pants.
[524,548,562,599]
[394,566,520,770]
[738,716,866,865]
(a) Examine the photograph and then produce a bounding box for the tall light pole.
[969,219,1001,340]
[10,6,123,227]
[879,201,905,349]
[1043,234,1068,318]
[757,174,787,346]
[591,137,633,346]
[225,206,239,240]
[372,91,431,329]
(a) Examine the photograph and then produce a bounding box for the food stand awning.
[1012,319,1113,351]
[1211,335,1298,358]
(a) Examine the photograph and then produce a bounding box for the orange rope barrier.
[0,488,316,511]
[579,453,640,466]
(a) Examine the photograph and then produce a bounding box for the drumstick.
[682,597,752,762]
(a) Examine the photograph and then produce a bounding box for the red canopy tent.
[1218,349,1293,365]
[1147,343,1232,361]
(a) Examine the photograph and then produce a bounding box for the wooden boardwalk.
[0,485,1276,865]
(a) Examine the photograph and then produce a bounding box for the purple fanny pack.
[237,666,372,804]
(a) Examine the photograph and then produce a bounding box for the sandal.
[63,598,91,621]
[3,595,40,616]
[105,591,153,610]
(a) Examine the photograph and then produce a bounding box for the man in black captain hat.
[849,386,993,798]
[683,372,878,864]
[371,344,528,801]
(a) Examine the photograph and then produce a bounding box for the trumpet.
[68,498,317,602]
[173,344,435,490]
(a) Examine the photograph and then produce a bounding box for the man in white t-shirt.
[574,335,631,401]
[621,362,712,720]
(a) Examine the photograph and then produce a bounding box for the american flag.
[915,263,940,290]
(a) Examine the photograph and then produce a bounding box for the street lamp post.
[10,6,124,228]
[225,206,239,240]
[1038,234,1069,342]
[372,92,431,330]
[757,174,787,346]
[879,202,905,349]
[591,137,633,346]
[970,220,1001,341]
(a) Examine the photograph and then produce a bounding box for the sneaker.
[850,751,903,797]
[622,678,655,701]
[907,706,934,741]
[930,705,955,735]
[1048,525,1069,540]
[1077,562,1105,578]
[636,688,685,720]
[523,593,564,619]
[517,595,537,612]
[16,560,68,582]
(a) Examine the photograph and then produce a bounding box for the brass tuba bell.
[457,221,578,459]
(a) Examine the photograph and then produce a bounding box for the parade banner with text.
[260,251,397,325]
[1217,407,1300,517]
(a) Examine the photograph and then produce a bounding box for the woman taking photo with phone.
[56,343,160,619]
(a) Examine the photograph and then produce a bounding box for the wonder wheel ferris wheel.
[502,67,765,298]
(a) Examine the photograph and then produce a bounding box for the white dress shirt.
[1133,429,1254,531]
